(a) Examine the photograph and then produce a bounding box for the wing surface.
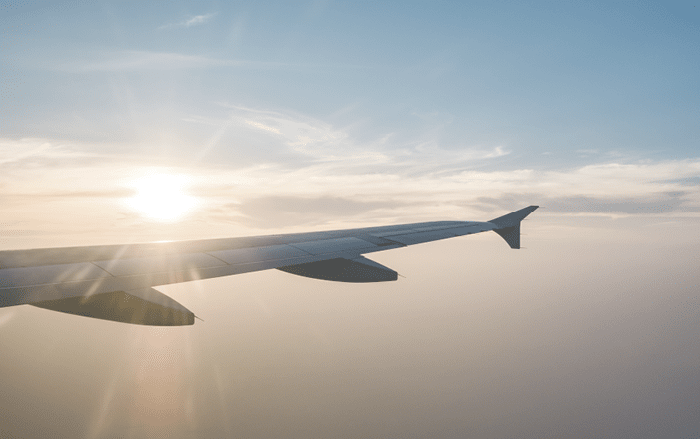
[0,206,537,325]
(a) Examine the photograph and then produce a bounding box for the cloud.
[185,13,216,27]
[210,104,507,173]
[158,13,217,30]
[245,120,281,135]
[0,138,107,169]
[655,177,700,186]
[224,196,407,228]
[5,124,700,209]
[3,189,133,201]
[47,50,361,74]
[2,113,699,242]
[59,51,219,72]
[58,51,285,73]
[473,192,700,215]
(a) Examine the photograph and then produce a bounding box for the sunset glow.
[128,174,198,221]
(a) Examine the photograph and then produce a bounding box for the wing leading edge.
[0,206,538,325]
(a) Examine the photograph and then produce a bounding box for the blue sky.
[5,7,700,168]
[6,1,698,165]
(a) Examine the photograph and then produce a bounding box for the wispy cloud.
[56,50,288,73]
[474,192,699,215]
[226,196,407,229]
[245,120,281,135]
[655,177,700,186]
[210,104,507,171]
[0,138,108,169]
[57,51,223,72]
[158,13,218,30]
[2,107,699,244]
[44,49,364,74]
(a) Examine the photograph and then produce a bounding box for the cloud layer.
[2,111,699,241]
[2,103,699,246]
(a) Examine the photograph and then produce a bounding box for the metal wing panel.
[93,253,224,277]
[0,263,111,289]
[289,237,376,255]
[449,222,496,236]
[208,245,309,265]
[370,224,459,237]
[379,229,461,246]
[368,221,495,246]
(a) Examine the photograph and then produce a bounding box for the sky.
[1,1,699,438]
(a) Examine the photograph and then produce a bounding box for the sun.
[128,174,198,221]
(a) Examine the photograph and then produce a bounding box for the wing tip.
[488,206,539,249]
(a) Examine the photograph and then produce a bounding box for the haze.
[1,1,698,438]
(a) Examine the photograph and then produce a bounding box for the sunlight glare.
[128,174,198,221]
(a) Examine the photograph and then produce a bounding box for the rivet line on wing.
[204,252,231,266]
[285,244,317,257]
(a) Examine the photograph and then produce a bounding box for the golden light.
[128,174,198,221]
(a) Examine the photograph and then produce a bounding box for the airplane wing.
[0,206,538,326]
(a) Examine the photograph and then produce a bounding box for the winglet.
[487,206,539,249]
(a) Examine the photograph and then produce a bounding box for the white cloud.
[55,50,290,73]
[158,13,217,30]
[60,51,238,72]
[245,120,281,134]
[1,114,699,245]
[215,105,508,168]
[178,108,700,211]
[46,49,355,74]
